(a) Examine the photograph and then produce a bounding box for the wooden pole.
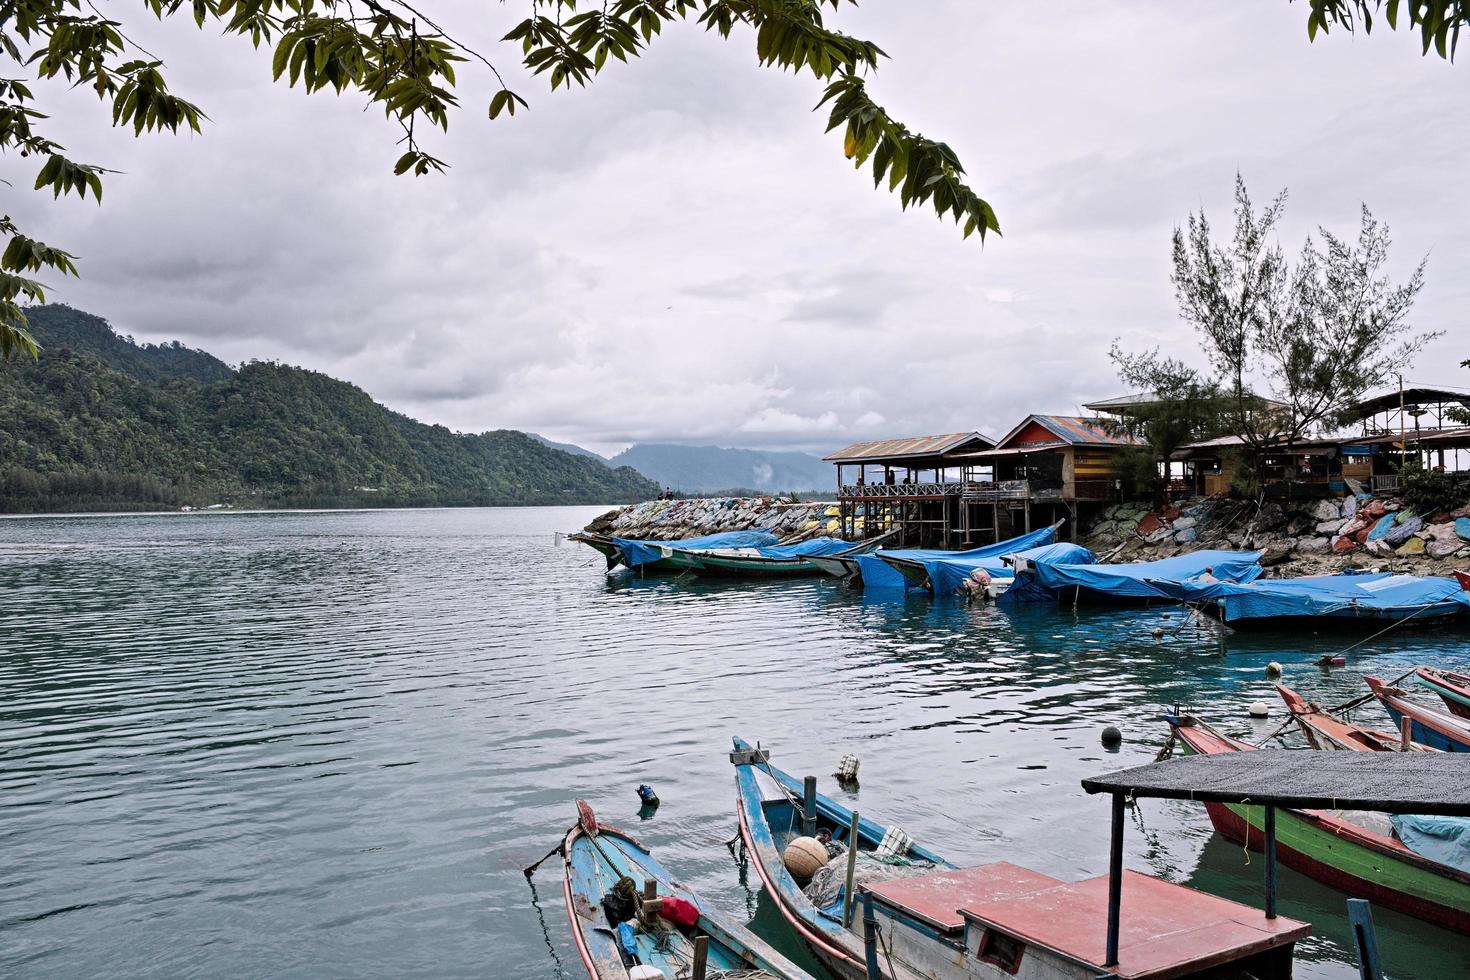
[1264,806,1277,919]
[803,776,818,837]
[842,810,861,927]
[1348,899,1384,980]
[1104,792,1125,967]
[1400,716,1413,751]
[691,935,709,980]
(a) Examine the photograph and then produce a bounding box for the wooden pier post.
[802,776,818,837]
[1348,899,1384,980]
[1104,791,1125,967]
[842,810,861,927]
[691,935,709,980]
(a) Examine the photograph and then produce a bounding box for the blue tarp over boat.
[1155,572,1470,624]
[1392,814,1470,874]
[751,537,857,559]
[611,529,778,568]
[1005,549,1264,603]
[855,525,1061,591]
[926,542,1095,596]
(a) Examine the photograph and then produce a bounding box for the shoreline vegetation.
[0,306,661,513]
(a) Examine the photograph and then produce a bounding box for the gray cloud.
[7,2,1468,456]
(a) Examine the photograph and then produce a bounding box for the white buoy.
[1151,627,1164,638]
[1249,701,1270,718]
[1265,662,1283,678]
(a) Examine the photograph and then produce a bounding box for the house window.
[976,928,1025,974]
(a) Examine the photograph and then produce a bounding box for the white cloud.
[10,1,1469,456]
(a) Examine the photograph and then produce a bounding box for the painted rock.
[1457,517,1470,542]
[1367,513,1399,542]
[1362,500,1388,518]
[1136,514,1163,537]
[1385,517,1423,545]
[1396,537,1426,556]
[1394,509,1417,525]
[1426,522,1457,542]
[1354,527,1372,544]
[1341,495,1359,518]
[1332,535,1357,553]
[1428,538,1461,559]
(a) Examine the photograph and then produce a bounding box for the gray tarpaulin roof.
[1082,751,1470,816]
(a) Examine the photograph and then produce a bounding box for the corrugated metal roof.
[995,415,1142,449]
[823,431,995,463]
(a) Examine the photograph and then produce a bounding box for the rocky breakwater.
[582,496,843,543]
[1083,495,1470,577]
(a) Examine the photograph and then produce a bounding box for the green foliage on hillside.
[0,306,659,512]
[24,305,234,383]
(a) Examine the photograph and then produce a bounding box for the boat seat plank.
[864,862,1062,933]
[959,871,1309,979]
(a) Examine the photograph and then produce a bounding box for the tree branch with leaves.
[0,0,1005,360]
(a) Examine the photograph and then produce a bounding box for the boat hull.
[731,738,949,979]
[1417,667,1470,720]
[804,554,862,580]
[1172,721,1470,934]
[562,817,813,979]
[1367,676,1470,752]
[690,554,828,577]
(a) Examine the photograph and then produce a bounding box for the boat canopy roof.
[1153,571,1470,621]
[1082,750,1470,816]
[1023,549,1263,599]
[857,525,1059,589]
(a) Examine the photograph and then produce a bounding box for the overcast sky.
[10,2,1469,456]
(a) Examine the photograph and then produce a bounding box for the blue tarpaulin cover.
[927,542,1095,596]
[1155,572,1470,623]
[856,525,1060,590]
[752,537,856,559]
[1391,814,1470,874]
[612,529,778,568]
[1006,549,1264,602]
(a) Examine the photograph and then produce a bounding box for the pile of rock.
[1083,495,1470,576]
[583,496,842,543]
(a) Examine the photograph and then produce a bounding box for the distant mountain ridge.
[528,433,605,461]
[0,306,659,512]
[608,443,832,494]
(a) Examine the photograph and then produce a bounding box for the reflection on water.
[0,507,1466,978]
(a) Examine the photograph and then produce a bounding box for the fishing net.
[803,851,938,912]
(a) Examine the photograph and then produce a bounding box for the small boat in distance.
[1416,665,1470,720]
[1365,675,1470,752]
[560,799,815,979]
[731,737,1308,979]
[571,529,781,573]
[1163,712,1470,933]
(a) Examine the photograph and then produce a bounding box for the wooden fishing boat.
[561,799,815,979]
[569,532,626,571]
[688,531,896,579]
[732,738,1309,979]
[1365,675,1470,752]
[1276,683,1432,752]
[1416,666,1470,720]
[803,553,863,581]
[1165,714,1470,933]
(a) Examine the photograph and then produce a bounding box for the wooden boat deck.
[864,862,1060,933]
[960,870,1308,979]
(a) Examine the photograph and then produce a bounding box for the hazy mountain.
[528,433,605,461]
[608,443,832,494]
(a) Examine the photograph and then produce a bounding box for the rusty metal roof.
[994,415,1142,449]
[823,431,995,463]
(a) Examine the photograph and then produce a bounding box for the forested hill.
[26,305,234,383]
[0,306,659,512]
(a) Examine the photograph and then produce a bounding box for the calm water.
[2,506,1468,979]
